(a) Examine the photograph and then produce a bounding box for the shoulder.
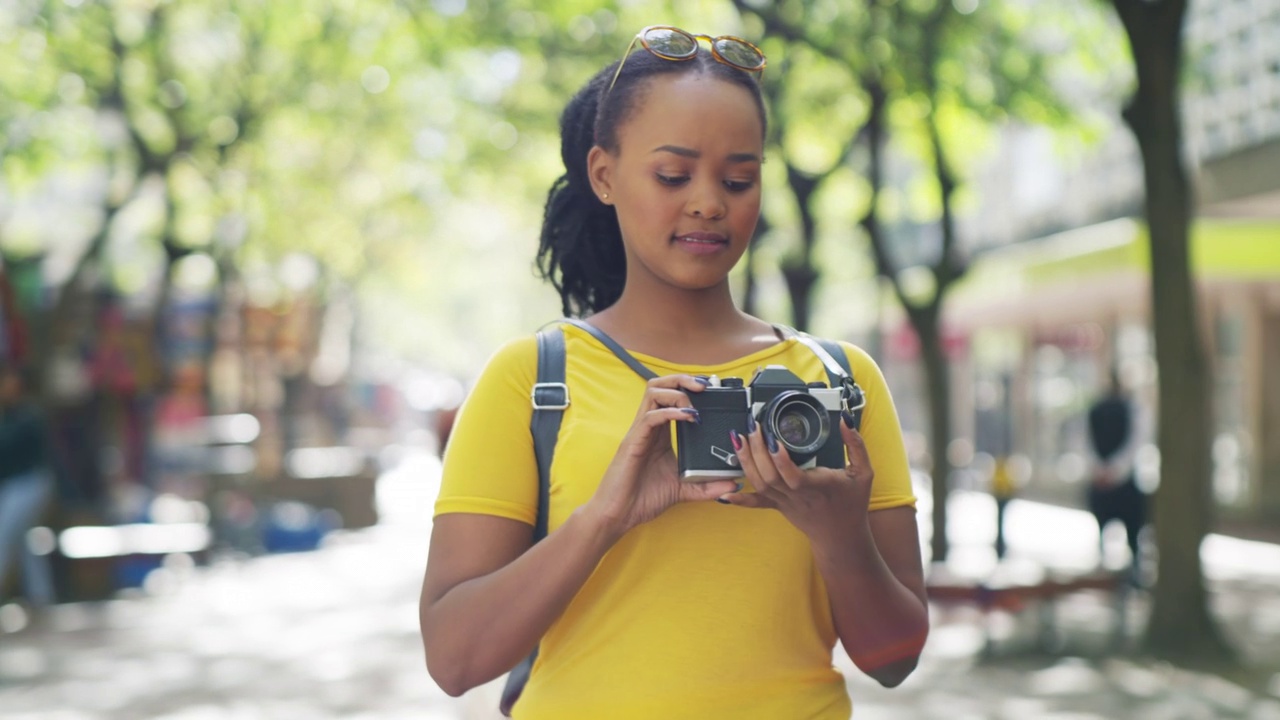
[486,334,539,373]
[464,334,542,400]
[820,339,886,385]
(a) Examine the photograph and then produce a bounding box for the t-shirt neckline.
[563,323,799,375]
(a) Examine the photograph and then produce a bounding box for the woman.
[420,26,928,719]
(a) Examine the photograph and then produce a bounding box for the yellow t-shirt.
[435,323,917,720]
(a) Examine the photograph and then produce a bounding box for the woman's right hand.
[583,374,740,538]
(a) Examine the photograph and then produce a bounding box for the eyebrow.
[651,145,761,164]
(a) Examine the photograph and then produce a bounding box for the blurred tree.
[755,47,860,332]
[1104,0,1235,666]
[735,0,1077,562]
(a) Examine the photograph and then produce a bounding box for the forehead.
[615,73,764,156]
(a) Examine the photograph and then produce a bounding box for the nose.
[686,179,727,220]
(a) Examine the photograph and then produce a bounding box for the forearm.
[421,508,619,695]
[811,524,928,685]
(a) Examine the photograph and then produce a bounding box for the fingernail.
[729,429,742,451]
[716,497,732,505]
[765,431,778,454]
[734,482,744,492]
[681,408,701,424]
[694,376,711,386]
[746,414,757,435]
[841,410,857,429]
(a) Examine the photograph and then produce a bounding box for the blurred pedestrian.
[0,363,56,610]
[419,26,926,720]
[991,456,1015,559]
[1085,368,1148,582]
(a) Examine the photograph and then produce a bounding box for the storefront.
[940,218,1280,527]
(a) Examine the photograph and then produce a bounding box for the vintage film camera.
[676,365,863,483]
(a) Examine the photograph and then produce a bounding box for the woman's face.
[588,72,764,296]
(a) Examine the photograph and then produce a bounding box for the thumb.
[679,478,741,503]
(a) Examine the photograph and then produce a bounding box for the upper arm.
[423,336,542,609]
[841,344,916,512]
[841,344,926,604]
[420,513,534,610]
[433,336,541,525]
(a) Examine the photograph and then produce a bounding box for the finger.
[640,405,703,429]
[743,422,789,498]
[645,386,697,410]
[645,374,712,395]
[766,439,808,491]
[680,479,740,504]
[730,426,769,496]
[839,422,874,483]
[625,406,703,449]
[715,490,776,510]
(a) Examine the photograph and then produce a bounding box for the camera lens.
[776,410,812,448]
[761,391,829,458]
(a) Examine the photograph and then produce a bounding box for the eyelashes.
[655,174,756,192]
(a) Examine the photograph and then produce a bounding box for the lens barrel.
[760,391,829,460]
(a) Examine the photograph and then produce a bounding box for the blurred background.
[1,0,1279,718]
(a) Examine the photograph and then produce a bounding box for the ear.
[586,145,615,205]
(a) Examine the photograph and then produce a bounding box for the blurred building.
[891,0,1280,532]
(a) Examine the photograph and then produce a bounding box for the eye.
[656,173,689,187]
[724,179,756,193]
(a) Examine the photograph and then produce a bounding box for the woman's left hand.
[718,417,873,546]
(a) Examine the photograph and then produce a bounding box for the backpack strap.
[501,326,567,716]
[529,327,568,539]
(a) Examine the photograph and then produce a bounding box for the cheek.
[734,193,762,223]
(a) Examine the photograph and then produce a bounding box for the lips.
[673,232,729,245]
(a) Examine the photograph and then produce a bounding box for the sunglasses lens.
[714,38,764,70]
[644,27,697,58]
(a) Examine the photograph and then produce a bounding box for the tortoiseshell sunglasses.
[606,25,767,94]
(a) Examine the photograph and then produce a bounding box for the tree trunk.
[858,75,954,561]
[912,304,951,563]
[743,216,767,316]
[782,263,817,333]
[1111,0,1234,665]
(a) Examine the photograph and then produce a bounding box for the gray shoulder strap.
[530,327,567,541]
[502,328,563,717]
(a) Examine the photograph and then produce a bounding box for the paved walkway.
[1,451,1278,719]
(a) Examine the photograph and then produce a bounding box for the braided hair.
[535,49,767,318]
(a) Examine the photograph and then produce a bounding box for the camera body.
[676,365,846,482]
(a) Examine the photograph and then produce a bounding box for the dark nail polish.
[734,482,744,492]
[765,431,778,454]
[681,408,701,424]
[729,429,742,451]
[716,497,731,505]
[746,414,757,435]
[841,410,857,429]
[694,376,711,386]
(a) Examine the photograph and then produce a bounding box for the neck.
[600,279,753,343]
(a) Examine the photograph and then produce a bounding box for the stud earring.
[602,193,610,200]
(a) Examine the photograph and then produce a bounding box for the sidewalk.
[0,453,1277,719]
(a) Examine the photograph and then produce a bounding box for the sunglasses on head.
[606,25,767,95]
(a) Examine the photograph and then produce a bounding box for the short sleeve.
[433,335,540,525]
[842,344,916,512]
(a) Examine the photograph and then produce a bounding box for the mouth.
[673,232,729,246]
